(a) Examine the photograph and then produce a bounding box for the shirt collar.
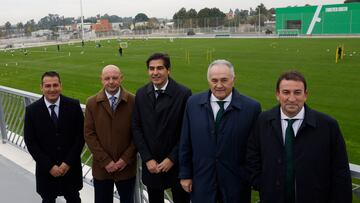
[210,92,232,103]
[44,96,60,108]
[153,79,169,91]
[280,106,305,120]
[105,88,121,99]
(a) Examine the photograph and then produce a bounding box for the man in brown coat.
[84,64,136,203]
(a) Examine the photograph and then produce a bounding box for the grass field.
[1,37,360,201]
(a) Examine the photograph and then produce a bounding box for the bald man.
[84,65,137,203]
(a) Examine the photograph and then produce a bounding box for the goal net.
[277,29,300,37]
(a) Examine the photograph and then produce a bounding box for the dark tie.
[215,101,225,135]
[155,89,164,99]
[49,104,58,128]
[285,119,297,203]
[110,96,117,111]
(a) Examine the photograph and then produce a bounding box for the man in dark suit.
[179,59,261,203]
[247,70,352,203]
[132,53,191,203]
[24,71,84,203]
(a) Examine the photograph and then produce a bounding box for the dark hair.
[276,71,307,91]
[41,71,61,84]
[146,53,171,69]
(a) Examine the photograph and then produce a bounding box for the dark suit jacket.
[132,77,191,189]
[24,95,84,196]
[246,104,352,203]
[179,89,261,203]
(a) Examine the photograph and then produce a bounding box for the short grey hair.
[207,59,235,81]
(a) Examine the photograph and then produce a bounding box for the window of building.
[286,20,301,29]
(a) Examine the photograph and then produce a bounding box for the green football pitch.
[1,37,360,201]
[0,37,360,163]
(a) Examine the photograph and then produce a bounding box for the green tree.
[234,9,249,24]
[197,8,211,27]
[83,16,97,23]
[37,14,62,31]
[255,4,269,26]
[134,13,149,23]
[24,19,36,36]
[173,7,187,27]
[16,22,24,34]
[186,9,198,28]
[5,21,12,36]
[148,17,159,28]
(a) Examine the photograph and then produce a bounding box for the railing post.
[0,96,7,143]
[134,154,145,203]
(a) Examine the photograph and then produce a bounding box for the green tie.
[215,101,225,135]
[285,119,297,203]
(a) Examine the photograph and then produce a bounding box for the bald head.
[101,64,123,95]
[102,64,122,76]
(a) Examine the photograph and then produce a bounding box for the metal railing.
[0,85,176,203]
[1,85,359,201]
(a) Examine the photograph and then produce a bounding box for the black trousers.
[147,182,190,203]
[41,191,81,203]
[93,177,135,203]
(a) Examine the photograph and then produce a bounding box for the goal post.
[119,42,128,48]
[277,29,300,37]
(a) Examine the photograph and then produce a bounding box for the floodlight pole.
[258,7,261,35]
[80,0,85,40]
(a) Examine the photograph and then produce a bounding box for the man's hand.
[146,159,159,174]
[59,162,70,176]
[115,158,127,171]
[49,165,62,177]
[105,161,118,173]
[180,179,193,193]
[157,158,174,173]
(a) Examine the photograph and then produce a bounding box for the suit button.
[276,180,280,186]
[56,133,60,136]
[57,147,61,150]
[278,158,282,164]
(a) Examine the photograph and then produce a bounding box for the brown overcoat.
[84,87,136,181]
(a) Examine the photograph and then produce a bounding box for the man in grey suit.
[24,71,84,203]
[247,70,352,203]
[132,53,191,203]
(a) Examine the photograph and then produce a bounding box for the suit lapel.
[39,97,57,129]
[96,89,114,117]
[146,83,156,109]
[269,106,284,145]
[58,95,67,128]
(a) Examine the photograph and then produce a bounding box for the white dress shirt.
[44,97,60,117]
[105,88,121,108]
[210,93,232,120]
[280,106,305,144]
[153,79,169,98]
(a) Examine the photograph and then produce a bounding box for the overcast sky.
[1,0,344,25]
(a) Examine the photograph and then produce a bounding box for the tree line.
[1,0,358,37]
[172,4,275,28]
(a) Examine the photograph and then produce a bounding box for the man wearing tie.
[179,59,261,203]
[84,65,136,203]
[246,71,352,203]
[24,71,84,203]
[132,53,191,203]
